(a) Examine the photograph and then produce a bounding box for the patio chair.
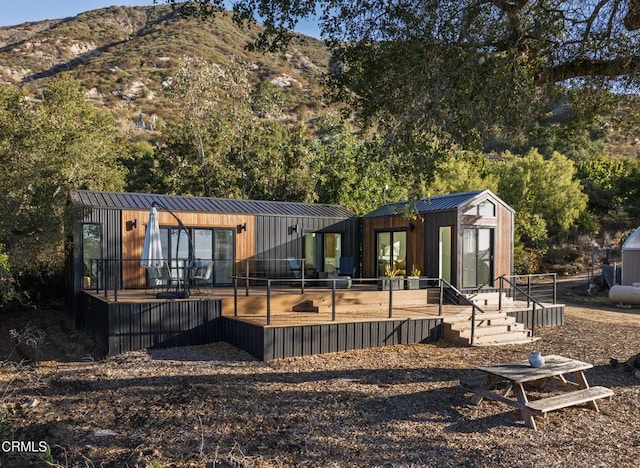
[328,257,355,289]
[145,262,174,294]
[192,261,214,294]
[337,257,356,277]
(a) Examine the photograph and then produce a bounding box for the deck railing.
[498,274,549,337]
[229,275,476,326]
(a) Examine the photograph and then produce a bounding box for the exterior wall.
[458,196,514,287]
[122,209,256,288]
[363,196,514,289]
[362,216,415,278]
[423,211,459,282]
[70,207,122,327]
[255,215,360,278]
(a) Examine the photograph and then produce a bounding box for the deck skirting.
[224,317,443,360]
[80,292,565,359]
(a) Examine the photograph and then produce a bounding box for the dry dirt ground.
[1,277,639,467]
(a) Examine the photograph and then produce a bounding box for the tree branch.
[543,55,640,83]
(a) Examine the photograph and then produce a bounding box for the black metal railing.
[230,275,470,326]
[85,257,214,301]
[498,274,550,337]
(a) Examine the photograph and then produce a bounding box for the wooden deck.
[81,286,565,359]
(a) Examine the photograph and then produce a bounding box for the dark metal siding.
[70,207,122,327]
[82,294,223,355]
[508,305,565,329]
[260,318,443,360]
[254,215,361,278]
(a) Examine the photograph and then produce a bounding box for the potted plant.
[406,265,421,290]
[378,264,404,290]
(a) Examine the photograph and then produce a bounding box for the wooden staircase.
[443,290,538,346]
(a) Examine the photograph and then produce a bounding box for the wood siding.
[459,196,514,286]
[122,210,256,288]
[362,216,423,278]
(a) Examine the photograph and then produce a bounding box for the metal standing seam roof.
[363,190,512,218]
[69,190,358,219]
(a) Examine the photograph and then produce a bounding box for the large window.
[376,231,407,276]
[160,227,235,285]
[82,224,102,289]
[304,232,342,275]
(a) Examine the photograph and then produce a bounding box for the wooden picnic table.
[461,354,613,430]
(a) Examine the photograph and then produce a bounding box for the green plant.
[384,264,401,277]
[410,265,421,277]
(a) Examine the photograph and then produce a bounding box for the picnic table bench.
[461,354,614,430]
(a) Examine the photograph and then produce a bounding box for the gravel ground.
[1,283,639,467]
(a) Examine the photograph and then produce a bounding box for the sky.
[0,1,321,37]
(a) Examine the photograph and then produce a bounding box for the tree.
[492,148,588,244]
[427,151,499,196]
[158,56,318,201]
[162,1,640,149]
[0,76,126,299]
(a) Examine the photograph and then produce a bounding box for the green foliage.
[427,151,499,196]
[514,246,542,275]
[156,57,317,201]
[0,244,19,308]
[577,154,629,216]
[0,76,126,302]
[492,148,588,245]
[188,0,640,152]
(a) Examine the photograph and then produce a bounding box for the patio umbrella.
[141,207,164,268]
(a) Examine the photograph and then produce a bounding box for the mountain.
[0,4,332,127]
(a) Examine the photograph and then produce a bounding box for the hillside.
[0,4,332,127]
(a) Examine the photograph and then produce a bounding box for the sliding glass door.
[376,231,407,276]
[160,227,235,285]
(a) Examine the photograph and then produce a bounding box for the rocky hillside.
[0,4,331,126]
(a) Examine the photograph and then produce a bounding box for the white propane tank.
[609,285,640,305]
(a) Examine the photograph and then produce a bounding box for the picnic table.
[461,354,614,430]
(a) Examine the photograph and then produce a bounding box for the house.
[68,190,360,327]
[362,190,514,290]
[65,189,544,358]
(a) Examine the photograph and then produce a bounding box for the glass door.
[214,229,234,284]
[376,231,407,276]
[193,229,214,286]
[439,226,452,283]
[462,228,494,288]
[323,233,342,275]
[82,224,102,289]
[161,227,235,285]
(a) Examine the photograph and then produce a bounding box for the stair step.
[472,336,540,347]
[455,325,525,337]
[469,331,533,345]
